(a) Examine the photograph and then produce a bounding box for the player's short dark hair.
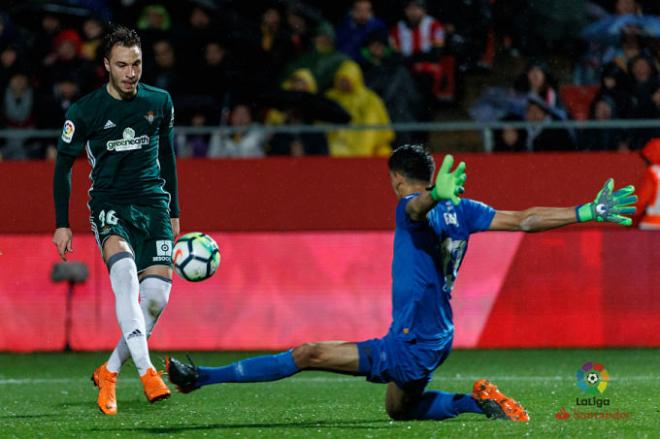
[388,144,435,183]
[103,25,141,59]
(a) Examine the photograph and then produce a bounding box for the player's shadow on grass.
[85,419,393,434]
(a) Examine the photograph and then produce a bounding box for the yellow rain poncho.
[325,60,394,156]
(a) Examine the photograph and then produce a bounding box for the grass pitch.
[1,349,658,438]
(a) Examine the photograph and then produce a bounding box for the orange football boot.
[140,368,171,403]
[472,379,530,422]
[91,362,118,415]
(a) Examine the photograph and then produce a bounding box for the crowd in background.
[1,0,659,160]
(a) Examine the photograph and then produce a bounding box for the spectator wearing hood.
[266,68,329,156]
[325,60,394,156]
[633,138,660,229]
[285,21,348,92]
[335,0,387,61]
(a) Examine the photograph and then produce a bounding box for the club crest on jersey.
[61,120,75,143]
[106,127,149,152]
[145,111,156,124]
[443,212,458,226]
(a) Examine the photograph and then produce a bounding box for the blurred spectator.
[258,6,293,85]
[1,72,34,159]
[265,68,329,156]
[606,32,643,73]
[180,5,217,67]
[143,39,184,97]
[390,0,456,102]
[40,29,97,94]
[285,21,348,92]
[325,60,394,156]
[208,104,266,158]
[500,0,586,57]
[136,4,172,56]
[429,0,494,72]
[633,138,660,229]
[80,17,105,62]
[583,94,629,150]
[596,62,633,118]
[514,60,564,113]
[286,3,317,56]
[391,0,445,59]
[186,40,230,105]
[35,77,80,160]
[359,29,422,142]
[628,54,660,148]
[524,96,575,151]
[0,10,16,51]
[575,0,647,84]
[335,0,386,61]
[2,72,33,128]
[493,114,527,152]
[30,13,62,68]
[36,77,80,128]
[178,111,214,158]
[0,44,23,92]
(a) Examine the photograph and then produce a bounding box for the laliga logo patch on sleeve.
[61,120,75,143]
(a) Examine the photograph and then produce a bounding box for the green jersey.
[54,83,180,228]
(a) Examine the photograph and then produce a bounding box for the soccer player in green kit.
[52,26,179,415]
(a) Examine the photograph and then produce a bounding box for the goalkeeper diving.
[168,145,636,422]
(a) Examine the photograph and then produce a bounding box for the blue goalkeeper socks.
[407,391,484,420]
[196,350,300,386]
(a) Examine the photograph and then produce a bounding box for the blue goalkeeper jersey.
[388,195,495,344]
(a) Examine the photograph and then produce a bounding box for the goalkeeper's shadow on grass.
[83,418,394,433]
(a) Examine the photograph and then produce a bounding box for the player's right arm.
[489,179,637,232]
[52,105,86,260]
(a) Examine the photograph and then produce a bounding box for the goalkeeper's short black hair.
[103,25,141,59]
[388,144,435,183]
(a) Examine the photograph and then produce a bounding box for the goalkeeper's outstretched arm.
[489,179,637,233]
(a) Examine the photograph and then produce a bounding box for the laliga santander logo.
[576,362,609,394]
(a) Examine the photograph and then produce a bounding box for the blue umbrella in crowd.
[580,14,660,44]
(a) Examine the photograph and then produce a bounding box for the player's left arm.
[406,154,466,221]
[489,179,637,232]
[159,93,180,236]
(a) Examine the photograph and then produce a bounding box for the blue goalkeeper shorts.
[356,334,452,393]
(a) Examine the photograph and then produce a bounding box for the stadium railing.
[2,119,659,153]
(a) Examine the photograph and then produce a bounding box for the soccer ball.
[586,372,599,385]
[173,232,220,282]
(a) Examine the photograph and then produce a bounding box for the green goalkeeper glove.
[576,178,637,226]
[431,154,466,205]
